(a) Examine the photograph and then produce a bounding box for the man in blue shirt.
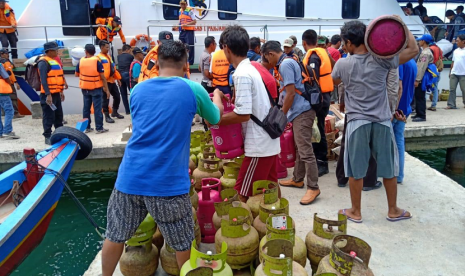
[101,41,223,276]
[394,59,417,184]
[262,41,321,205]
[247,37,261,62]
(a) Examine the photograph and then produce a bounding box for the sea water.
[11,172,116,276]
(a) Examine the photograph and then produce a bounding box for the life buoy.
[130,34,156,49]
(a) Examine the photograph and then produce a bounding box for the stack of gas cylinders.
[120,122,375,276]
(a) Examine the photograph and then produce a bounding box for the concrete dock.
[83,154,465,276]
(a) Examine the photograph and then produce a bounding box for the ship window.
[163,0,180,20]
[218,0,237,20]
[59,0,91,36]
[286,0,304,18]
[342,0,360,19]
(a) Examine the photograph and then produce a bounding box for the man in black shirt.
[117,44,133,114]
[414,0,427,17]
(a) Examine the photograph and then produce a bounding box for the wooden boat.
[0,120,93,276]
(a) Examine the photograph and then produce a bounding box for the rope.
[22,153,106,240]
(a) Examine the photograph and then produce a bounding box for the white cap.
[207,251,213,255]
[279,254,285,259]
[271,206,276,210]
[283,38,294,47]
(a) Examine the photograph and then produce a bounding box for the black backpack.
[25,56,44,91]
[293,57,324,112]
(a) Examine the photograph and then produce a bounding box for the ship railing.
[0,22,458,54]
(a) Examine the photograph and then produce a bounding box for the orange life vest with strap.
[0,59,16,83]
[97,53,121,83]
[211,50,229,87]
[139,45,159,83]
[302,48,333,93]
[0,4,16,34]
[0,64,12,94]
[78,57,103,90]
[179,7,195,31]
[39,56,65,94]
[96,17,123,42]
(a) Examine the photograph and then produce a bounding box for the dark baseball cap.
[132,47,143,55]
[0,48,10,54]
[113,16,122,25]
[159,31,174,43]
[456,5,464,11]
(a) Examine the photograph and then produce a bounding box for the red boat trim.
[38,143,68,168]
[0,201,58,269]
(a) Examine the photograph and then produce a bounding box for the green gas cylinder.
[197,145,216,164]
[315,235,374,276]
[306,213,347,273]
[180,240,233,276]
[255,239,307,276]
[215,207,259,269]
[186,267,214,276]
[259,215,306,267]
[213,189,253,231]
[246,181,280,219]
[120,214,159,276]
[192,153,222,191]
[253,193,289,239]
[190,182,199,210]
[220,162,241,190]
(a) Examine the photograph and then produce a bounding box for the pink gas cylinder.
[279,123,296,168]
[276,158,288,179]
[209,94,244,159]
[366,15,409,59]
[197,178,222,243]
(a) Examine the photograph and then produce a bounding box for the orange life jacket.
[97,53,121,83]
[303,48,334,93]
[0,64,11,94]
[78,57,103,90]
[139,45,159,83]
[1,59,16,83]
[211,50,229,87]
[96,17,125,43]
[179,7,195,31]
[0,4,16,34]
[39,56,65,94]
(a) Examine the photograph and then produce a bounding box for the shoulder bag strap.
[250,79,276,126]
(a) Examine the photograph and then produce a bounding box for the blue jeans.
[82,88,104,130]
[431,73,440,107]
[392,119,406,183]
[0,95,13,135]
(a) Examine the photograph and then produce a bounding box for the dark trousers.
[1,32,17,59]
[414,85,426,119]
[120,72,130,114]
[102,83,121,114]
[9,85,18,115]
[82,88,104,130]
[40,93,63,138]
[312,92,331,164]
[336,116,378,187]
[179,30,195,65]
[201,81,215,93]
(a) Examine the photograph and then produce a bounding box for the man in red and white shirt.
[327,35,342,62]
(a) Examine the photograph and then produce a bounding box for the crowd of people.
[94,16,421,276]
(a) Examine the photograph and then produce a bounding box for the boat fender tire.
[51,127,93,160]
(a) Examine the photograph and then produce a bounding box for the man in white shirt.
[216,25,280,202]
[447,34,465,109]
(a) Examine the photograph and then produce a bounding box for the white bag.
[436,39,453,56]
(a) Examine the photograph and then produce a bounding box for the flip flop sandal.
[386,209,413,222]
[341,208,363,223]
[446,106,457,109]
